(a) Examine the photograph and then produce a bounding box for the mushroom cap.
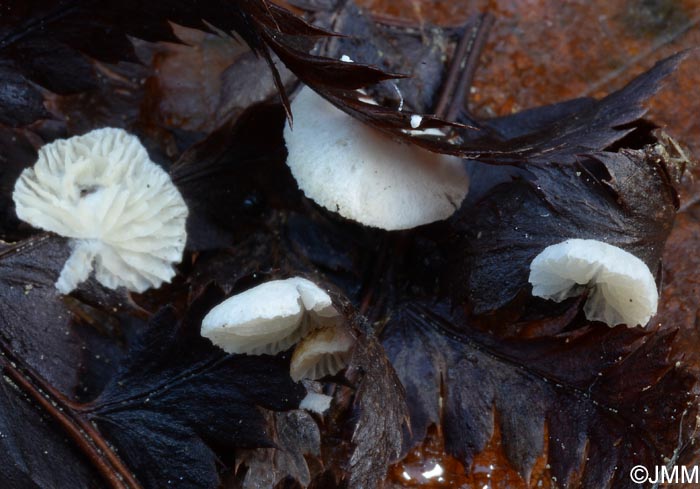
[290,325,355,382]
[283,87,469,231]
[13,128,188,293]
[201,277,339,355]
[528,239,658,327]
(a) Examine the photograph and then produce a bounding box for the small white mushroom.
[283,87,469,231]
[201,277,340,356]
[290,325,354,381]
[528,239,658,327]
[12,128,188,294]
[299,391,333,415]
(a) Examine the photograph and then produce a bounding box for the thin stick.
[434,13,494,122]
[446,13,494,122]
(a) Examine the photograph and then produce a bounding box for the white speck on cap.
[528,239,658,327]
[283,87,469,230]
[410,115,423,129]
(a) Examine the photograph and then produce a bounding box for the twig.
[434,13,494,122]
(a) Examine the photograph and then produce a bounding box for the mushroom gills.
[528,239,658,327]
[290,325,355,382]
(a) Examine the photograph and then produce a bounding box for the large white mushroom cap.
[283,87,469,231]
[528,239,658,327]
[13,128,188,294]
[201,277,341,356]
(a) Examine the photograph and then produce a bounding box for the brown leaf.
[451,142,680,316]
[381,302,698,488]
[345,332,410,489]
[232,410,322,488]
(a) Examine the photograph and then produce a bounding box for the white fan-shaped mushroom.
[201,277,340,356]
[283,87,469,231]
[528,239,658,327]
[12,128,188,294]
[290,325,354,382]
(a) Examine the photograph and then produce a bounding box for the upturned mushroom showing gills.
[528,239,658,327]
[283,86,470,231]
[201,277,354,366]
[12,128,188,294]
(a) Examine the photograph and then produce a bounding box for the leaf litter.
[0,1,697,488]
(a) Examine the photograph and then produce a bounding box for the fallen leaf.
[0,378,103,488]
[344,332,409,488]
[83,286,306,488]
[0,236,305,488]
[382,302,697,488]
[0,234,82,393]
[232,410,322,488]
[452,143,680,316]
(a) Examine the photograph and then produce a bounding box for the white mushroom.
[299,391,333,415]
[290,325,354,382]
[201,277,340,356]
[12,128,188,294]
[528,239,658,327]
[283,86,469,231]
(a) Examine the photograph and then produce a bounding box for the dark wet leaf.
[657,186,700,379]
[452,141,680,316]
[338,331,409,489]
[0,2,696,488]
[171,103,296,251]
[321,336,408,489]
[0,234,83,393]
[83,286,306,488]
[0,0,687,171]
[466,53,687,163]
[46,59,148,136]
[0,378,102,488]
[382,303,697,489]
[0,234,304,488]
[310,0,457,113]
[0,64,51,126]
[282,212,383,305]
[233,410,322,488]
[0,128,38,239]
[0,0,327,126]
[276,2,685,163]
[138,24,295,135]
[0,234,143,488]
[249,1,471,146]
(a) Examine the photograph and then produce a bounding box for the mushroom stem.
[56,241,97,294]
